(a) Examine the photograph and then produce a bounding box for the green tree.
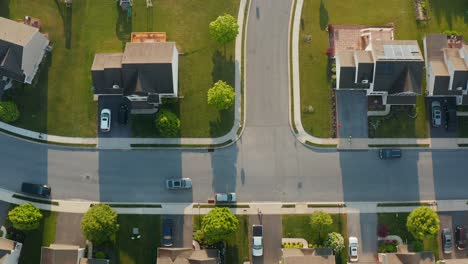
[0,101,20,123]
[155,109,180,137]
[309,211,333,243]
[81,204,119,245]
[201,207,239,244]
[406,207,440,240]
[324,232,345,253]
[8,203,42,231]
[207,80,236,110]
[209,14,239,54]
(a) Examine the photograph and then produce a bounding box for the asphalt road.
[0,0,467,204]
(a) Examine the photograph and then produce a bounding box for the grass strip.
[307,203,345,208]
[12,194,59,205]
[377,202,431,207]
[368,144,430,148]
[282,204,296,208]
[305,140,337,148]
[289,0,298,135]
[90,203,162,208]
[196,204,250,208]
[131,140,233,149]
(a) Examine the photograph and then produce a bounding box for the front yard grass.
[377,213,440,260]
[283,214,348,264]
[457,117,468,138]
[299,0,468,138]
[3,0,238,138]
[116,214,161,264]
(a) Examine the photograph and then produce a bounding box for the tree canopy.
[201,207,239,244]
[81,204,119,245]
[155,109,180,137]
[207,80,236,110]
[324,232,345,253]
[0,101,20,123]
[310,211,333,242]
[209,14,239,46]
[406,207,440,240]
[8,203,42,231]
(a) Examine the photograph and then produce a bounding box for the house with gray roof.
[423,34,468,105]
[40,244,109,264]
[332,25,424,105]
[0,237,22,264]
[0,17,50,84]
[378,251,435,264]
[91,42,178,113]
[156,247,219,264]
[281,248,335,264]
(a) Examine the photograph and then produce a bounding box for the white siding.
[2,242,22,264]
[171,45,179,97]
[335,57,341,89]
[21,32,49,84]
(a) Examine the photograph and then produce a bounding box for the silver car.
[166,178,192,189]
[443,228,453,254]
[431,101,442,127]
[215,193,237,203]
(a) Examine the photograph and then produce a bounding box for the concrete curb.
[0,0,249,150]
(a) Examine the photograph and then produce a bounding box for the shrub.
[209,14,239,46]
[407,207,440,240]
[324,232,345,253]
[282,242,303,248]
[201,207,238,244]
[377,224,390,238]
[95,251,106,259]
[411,240,424,252]
[207,80,236,110]
[155,109,180,137]
[378,240,398,253]
[8,204,42,231]
[81,204,119,245]
[0,101,20,123]
[194,229,205,243]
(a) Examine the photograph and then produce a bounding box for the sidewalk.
[0,0,248,150]
[289,0,468,150]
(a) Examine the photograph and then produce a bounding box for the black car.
[379,149,402,159]
[455,226,466,250]
[118,104,128,124]
[162,219,173,247]
[21,182,51,198]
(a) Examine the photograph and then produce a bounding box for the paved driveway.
[347,211,377,263]
[98,96,131,138]
[427,97,457,138]
[336,90,368,139]
[163,215,193,248]
[249,214,282,264]
[439,211,468,260]
[55,213,86,247]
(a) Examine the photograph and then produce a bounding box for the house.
[423,34,468,105]
[0,237,22,264]
[281,248,335,264]
[40,244,109,264]
[331,25,424,105]
[378,252,435,264]
[156,247,219,264]
[0,17,50,84]
[91,41,178,113]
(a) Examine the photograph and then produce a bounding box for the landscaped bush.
[95,251,106,259]
[155,109,180,137]
[377,224,390,238]
[207,80,236,110]
[282,242,303,248]
[0,101,20,123]
[378,240,398,253]
[411,240,423,252]
[8,203,42,231]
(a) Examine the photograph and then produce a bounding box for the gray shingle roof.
[122,42,175,64]
[0,17,39,46]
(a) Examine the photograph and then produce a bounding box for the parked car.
[215,193,236,203]
[252,225,263,257]
[379,149,402,159]
[348,237,358,262]
[162,219,173,247]
[21,182,51,198]
[100,108,111,132]
[455,226,466,250]
[166,178,192,190]
[118,104,128,125]
[432,101,442,127]
[442,228,453,254]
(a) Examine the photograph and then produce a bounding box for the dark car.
[162,219,173,247]
[379,149,402,159]
[21,182,51,198]
[455,226,466,250]
[118,104,129,125]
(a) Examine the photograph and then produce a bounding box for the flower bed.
[282,242,304,248]
[378,240,398,253]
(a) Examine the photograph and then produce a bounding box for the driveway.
[336,90,368,139]
[427,97,457,138]
[163,215,193,248]
[249,214,282,264]
[439,211,468,260]
[98,96,131,138]
[54,213,86,247]
[347,211,377,263]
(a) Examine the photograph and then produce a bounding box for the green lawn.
[299,0,468,138]
[457,117,468,138]
[283,214,348,264]
[116,214,161,264]
[1,0,239,138]
[378,213,439,260]
[17,210,58,264]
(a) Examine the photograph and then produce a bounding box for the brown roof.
[355,50,373,63]
[424,34,447,61]
[41,244,82,264]
[0,238,15,251]
[444,48,468,71]
[91,53,123,71]
[0,17,39,46]
[282,248,335,264]
[371,40,423,61]
[429,61,449,76]
[122,42,176,64]
[156,248,218,264]
[338,51,355,67]
[379,252,435,264]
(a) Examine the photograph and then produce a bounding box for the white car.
[349,237,359,262]
[215,193,236,203]
[166,178,192,189]
[252,225,263,257]
[431,101,442,127]
[100,109,111,132]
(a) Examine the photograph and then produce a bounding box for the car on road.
[379,149,402,159]
[432,101,442,127]
[215,193,236,203]
[348,237,358,262]
[21,182,51,198]
[100,109,111,132]
[162,219,173,247]
[118,104,128,125]
[442,228,453,254]
[455,226,466,250]
[166,178,192,190]
[252,225,263,257]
